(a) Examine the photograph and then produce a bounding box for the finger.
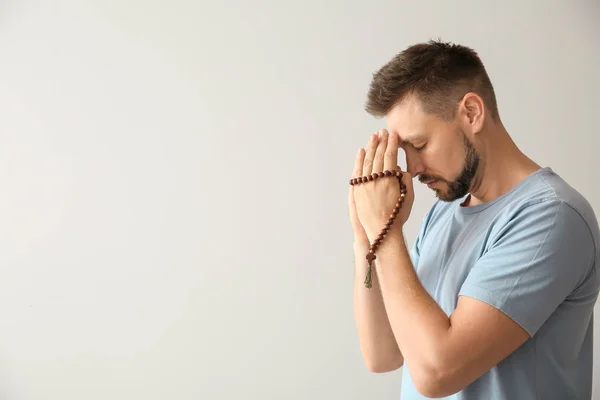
[353,147,365,178]
[384,129,399,172]
[362,133,379,176]
[372,129,389,173]
[350,148,364,224]
[401,170,414,197]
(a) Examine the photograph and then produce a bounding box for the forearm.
[374,231,452,383]
[353,240,403,372]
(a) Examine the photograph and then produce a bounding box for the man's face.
[386,97,480,202]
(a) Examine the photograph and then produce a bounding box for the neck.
[465,123,541,207]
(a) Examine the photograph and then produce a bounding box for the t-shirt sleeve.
[458,198,596,336]
[409,204,437,268]
[409,230,422,267]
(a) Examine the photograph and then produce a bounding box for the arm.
[374,199,595,398]
[353,239,404,372]
[375,231,529,397]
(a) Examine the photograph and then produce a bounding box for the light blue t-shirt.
[402,167,600,400]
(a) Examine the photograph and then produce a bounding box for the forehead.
[385,97,438,144]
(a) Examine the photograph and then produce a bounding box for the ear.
[458,92,485,135]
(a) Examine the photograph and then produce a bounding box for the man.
[349,39,600,399]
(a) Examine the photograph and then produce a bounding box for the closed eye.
[414,143,427,151]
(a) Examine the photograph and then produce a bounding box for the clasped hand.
[348,129,414,244]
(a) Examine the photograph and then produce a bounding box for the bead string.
[349,170,407,288]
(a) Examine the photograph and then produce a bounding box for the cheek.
[423,150,460,181]
[423,152,450,174]
[447,152,462,171]
[447,143,467,169]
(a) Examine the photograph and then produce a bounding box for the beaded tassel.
[364,263,373,288]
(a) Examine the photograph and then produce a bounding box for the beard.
[419,134,480,202]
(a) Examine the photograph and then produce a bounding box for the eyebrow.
[398,133,426,147]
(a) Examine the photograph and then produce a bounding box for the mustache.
[419,175,443,184]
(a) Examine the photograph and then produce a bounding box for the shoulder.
[500,168,599,247]
[536,169,599,238]
[487,169,600,283]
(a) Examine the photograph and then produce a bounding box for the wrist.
[385,225,405,246]
[353,238,370,251]
[365,223,404,245]
[377,228,406,257]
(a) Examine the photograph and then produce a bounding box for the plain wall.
[0,0,598,399]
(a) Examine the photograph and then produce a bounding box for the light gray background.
[0,1,598,399]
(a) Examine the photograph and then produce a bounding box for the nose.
[405,151,425,178]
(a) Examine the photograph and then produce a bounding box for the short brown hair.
[365,39,499,121]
